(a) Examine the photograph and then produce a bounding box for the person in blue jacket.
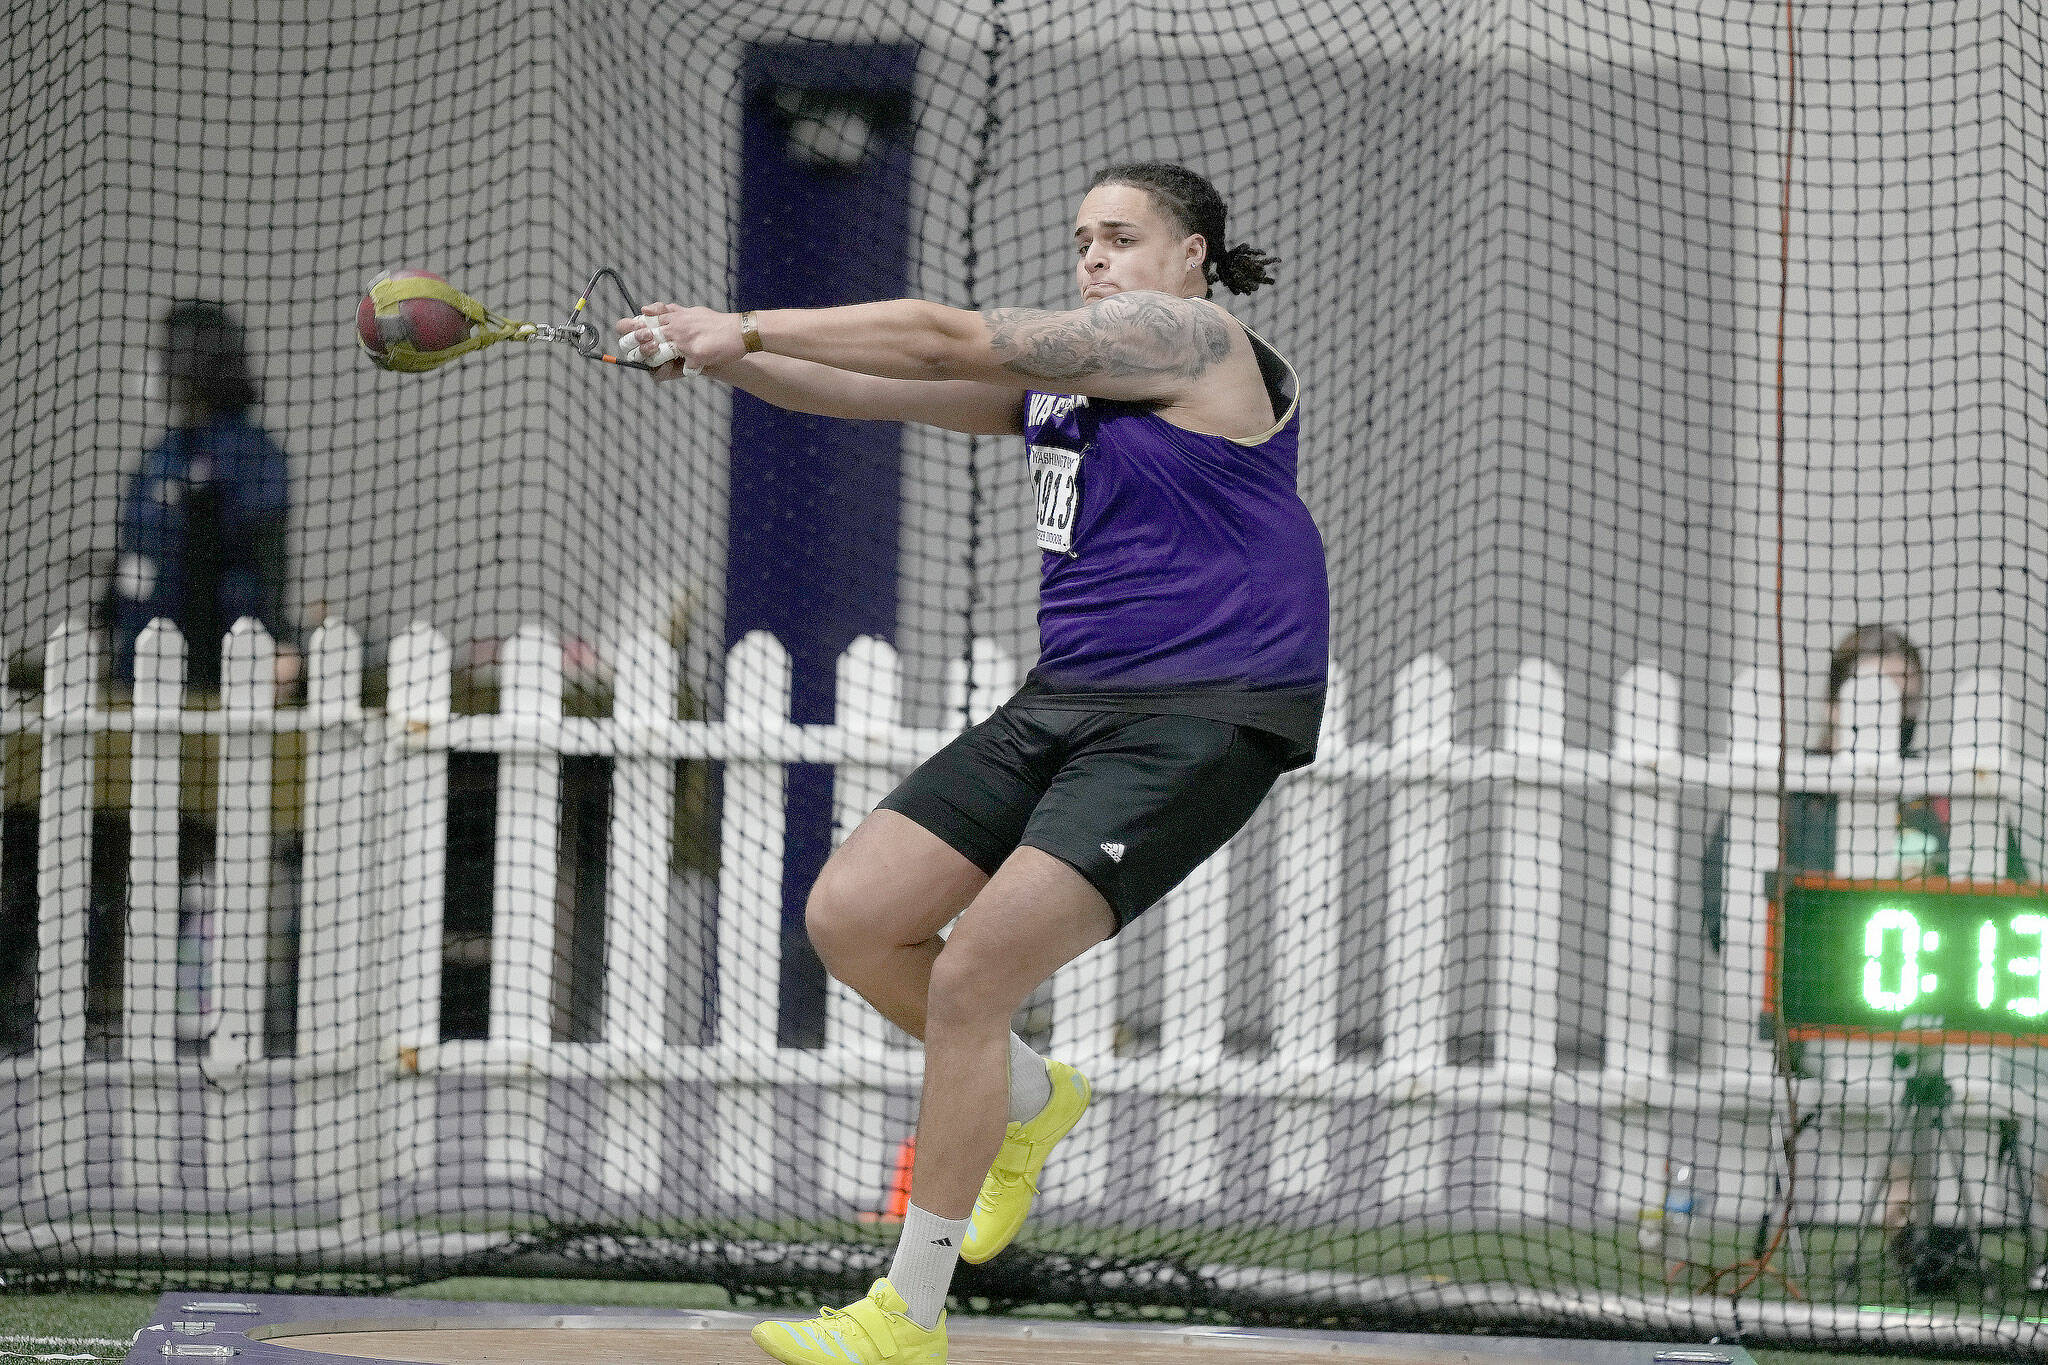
[109,300,292,690]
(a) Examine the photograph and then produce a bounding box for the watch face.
[1774,876,2048,1042]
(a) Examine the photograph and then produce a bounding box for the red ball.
[357,269,471,366]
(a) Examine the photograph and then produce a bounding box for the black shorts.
[876,701,1292,931]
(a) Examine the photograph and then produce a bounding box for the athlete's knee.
[804,859,881,972]
[925,937,1033,1032]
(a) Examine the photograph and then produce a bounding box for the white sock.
[886,1202,966,1330]
[1007,1033,1053,1125]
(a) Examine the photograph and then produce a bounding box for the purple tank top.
[1022,328,1329,696]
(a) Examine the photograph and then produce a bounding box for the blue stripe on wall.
[731,43,918,1047]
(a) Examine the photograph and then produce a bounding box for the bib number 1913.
[1030,445,1082,554]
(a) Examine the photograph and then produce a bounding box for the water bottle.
[1662,1162,1697,1268]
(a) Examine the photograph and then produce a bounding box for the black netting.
[4,1,2048,1356]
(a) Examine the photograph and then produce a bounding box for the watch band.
[739,311,765,354]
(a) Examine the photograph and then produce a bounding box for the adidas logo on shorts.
[1100,841,1125,862]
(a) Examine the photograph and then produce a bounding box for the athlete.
[621,162,1328,1365]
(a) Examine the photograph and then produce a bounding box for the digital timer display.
[1771,876,2048,1042]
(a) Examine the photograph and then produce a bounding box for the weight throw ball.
[357,269,471,368]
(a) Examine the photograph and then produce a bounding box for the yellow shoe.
[750,1279,947,1363]
[961,1058,1092,1264]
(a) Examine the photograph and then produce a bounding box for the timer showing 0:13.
[1859,907,2048,1016]
[1773,879,2048,1039]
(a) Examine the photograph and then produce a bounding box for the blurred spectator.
[94,302,300,1062]
[1698,624,2031,1293]
[106,300,296,692]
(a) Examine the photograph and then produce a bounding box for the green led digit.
[2009,913,2048,1019]
[1862,907,1921,1012]
[1978,920,1999,1009]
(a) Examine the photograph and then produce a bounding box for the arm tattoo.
[986,293,1233,385]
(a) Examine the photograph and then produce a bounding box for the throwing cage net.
[5,0,2048,1356]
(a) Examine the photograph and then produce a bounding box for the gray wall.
[1757,3,2048,765]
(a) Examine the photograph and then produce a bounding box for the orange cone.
[859,1135,917,1224]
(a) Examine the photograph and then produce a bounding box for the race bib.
[1030,444,1083,554]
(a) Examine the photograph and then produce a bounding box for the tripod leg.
[2001,1116,2048,1293]
[1840,1099,1919,1286]
[1925,1109,1995,1297]
[1752,1108,1811,1281]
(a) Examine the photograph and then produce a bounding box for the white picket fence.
[3,614,2045,1263]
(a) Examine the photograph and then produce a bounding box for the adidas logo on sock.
[1100,841,1125,862]
[933,1236,953,1247]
